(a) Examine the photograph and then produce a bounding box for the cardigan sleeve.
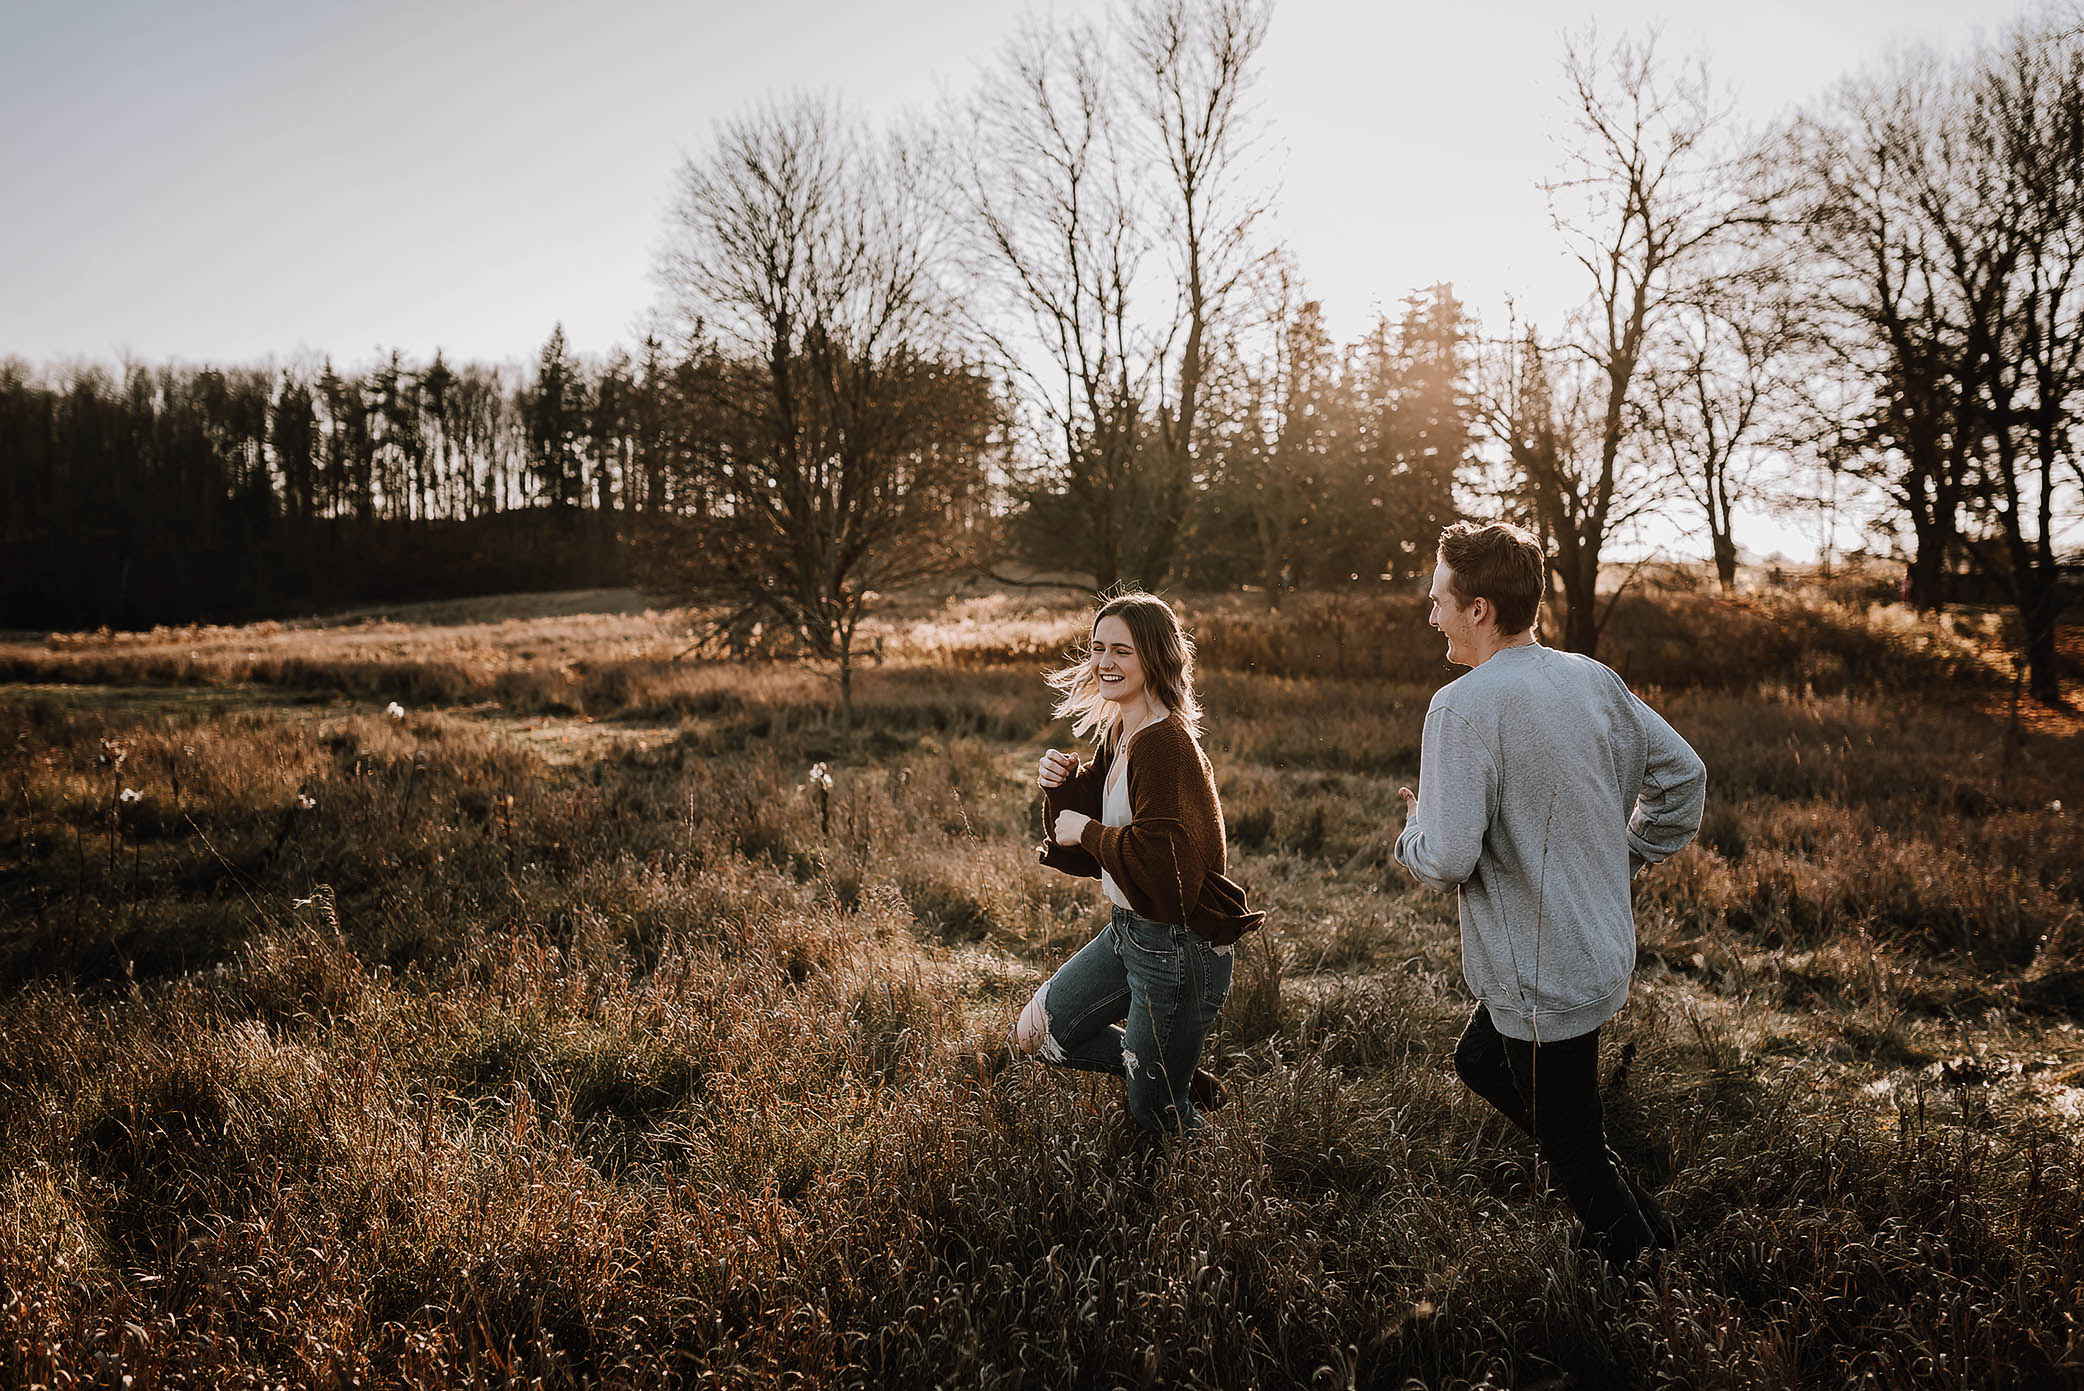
[1076,728,1211,923]
[1037,747,1105,878]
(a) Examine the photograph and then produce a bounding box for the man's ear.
[1470,595,1492,630]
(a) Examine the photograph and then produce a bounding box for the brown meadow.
[1,585,2081,1388]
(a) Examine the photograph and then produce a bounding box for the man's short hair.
[1438,521,1544,635]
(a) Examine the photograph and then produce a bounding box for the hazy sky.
[4,0,2003,373]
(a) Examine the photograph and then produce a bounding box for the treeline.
[0,327,1003,631]
[0,287,1472,637]
[0,339,646,628]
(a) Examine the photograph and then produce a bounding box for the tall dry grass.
[2,587,2081,1387]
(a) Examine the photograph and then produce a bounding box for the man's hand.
[1038,748,1078,789]
[1053,809,1091,846]
[1397,785,1418,817]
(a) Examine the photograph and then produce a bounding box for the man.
[1394,521,1706,1266]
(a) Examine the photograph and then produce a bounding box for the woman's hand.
[1038,748,1078,789]
[1052,809,1091,846]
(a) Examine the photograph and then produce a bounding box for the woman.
[1014,591,1264,1136]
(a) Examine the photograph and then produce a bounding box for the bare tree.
[1789,55,1985,611]
[1643,269,1809,590]
[1123,0,1273,583]
[1519,30,1760,654]
[653,95,997,724]
[1479,323,1666,649]
[1967,14,2084,703]
[956,0,1270,588]
[1790,19,2084,700]
[957,17,1148,588]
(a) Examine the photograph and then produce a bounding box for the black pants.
[1454,1003,1665,1265]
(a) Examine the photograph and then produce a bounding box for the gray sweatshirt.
[1394,643,1706,1042]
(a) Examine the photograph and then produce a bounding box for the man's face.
[1427,559,1485,667]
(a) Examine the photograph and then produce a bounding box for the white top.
[1098,714,1165,910]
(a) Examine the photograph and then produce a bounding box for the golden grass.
[1,577,2024,718]
[1,586,2081,1387]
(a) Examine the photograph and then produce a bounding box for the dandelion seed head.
[385,701,407,720]
[119,787,142,803]
[298,794,316,810]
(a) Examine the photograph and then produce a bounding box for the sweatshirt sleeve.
[1625,693,1706,866]
[1394,702,1498,892]
[1077,736,1208,922]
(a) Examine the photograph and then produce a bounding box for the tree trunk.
[838,643,855,731]
[1254,508,1285,611]
[2003,503,2064,706]
[1711,532,1738,592]
[1906,514,1950,612]
[1092,493,1122,591]
[2020,579,2062,706]
[1554,548,1601,656]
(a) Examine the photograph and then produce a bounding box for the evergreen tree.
[526,324,586,512]
[368,350,424,521]
[317,360,374,525]
[271,373,318,531]
[628,335,672,514]
[591,347,634,516]
[417,351,458,525]
[1377,284,1472,579]
[1306,285,1475,588]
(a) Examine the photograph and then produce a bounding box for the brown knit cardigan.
[1037,717,1265,946]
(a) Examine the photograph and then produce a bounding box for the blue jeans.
[1021,905,1235,1135]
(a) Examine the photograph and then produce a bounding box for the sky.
[0,0,2019,558]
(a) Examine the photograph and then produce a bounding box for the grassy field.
[1,585,2081,1388]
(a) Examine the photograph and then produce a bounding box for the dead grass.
[0,579,2030,722]
[2,587,2081,1387]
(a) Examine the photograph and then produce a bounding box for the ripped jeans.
[1016,905,1234,1135]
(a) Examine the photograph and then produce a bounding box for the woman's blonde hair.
[1046,590,1202,748]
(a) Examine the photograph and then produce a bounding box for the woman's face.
[1090,614,1148,707]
